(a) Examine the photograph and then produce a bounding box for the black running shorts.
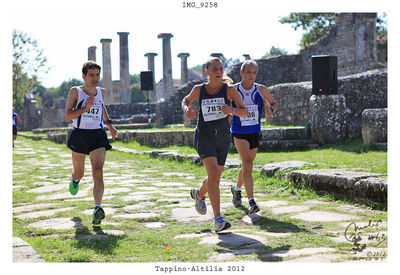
[232,132,261,150]
[194,128,231,166]
[67,128,111,155]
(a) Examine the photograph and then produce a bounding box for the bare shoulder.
[100,87,107,95]
[257,83,269,91]
[67,87,78,97]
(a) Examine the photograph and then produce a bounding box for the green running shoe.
[69,179,79,195]
[92,206,105,225]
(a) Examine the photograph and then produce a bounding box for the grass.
[13,137,387,262]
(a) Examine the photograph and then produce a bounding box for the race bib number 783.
[201,97,227,122]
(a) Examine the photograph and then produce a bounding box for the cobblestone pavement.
[12,138,387,262]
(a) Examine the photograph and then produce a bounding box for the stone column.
[118,32,130,104]
[243,54,251,60]
[177,53,190,86]
[157,33,174,100]
[144,52,158,103]
[88,46,96,62]
[100,38,114,104]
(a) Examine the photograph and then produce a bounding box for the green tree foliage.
[279,13,388,50]
[130,74,148,103]
[51,78,84,99]
[262,46,288,58]
[12,30,49,112]
[279,13,337,48]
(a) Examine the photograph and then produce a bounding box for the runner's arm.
[101,88,117,140]
[226,86,248,117]
[182,85,200,119]
[65,87,93,121]
[258,85,278,115]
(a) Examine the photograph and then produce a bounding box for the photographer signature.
[344,220,386,253]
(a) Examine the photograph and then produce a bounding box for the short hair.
[240,60,258,72]
[82,61,101,76]
[206,57,223,69]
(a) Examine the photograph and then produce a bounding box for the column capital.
[145,52,158,58]
[157,33,173,39]
[100,38,112,43]
[117,32,130,36]
[243,54,251,60]
[178,53,190,58]
[210,53,224,59]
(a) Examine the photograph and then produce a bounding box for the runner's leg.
[202,157,224,217]
[89,147,106,206]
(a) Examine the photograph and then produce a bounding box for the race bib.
[201,97,227,122]
[81,102,102,124]
[240,105,259,126]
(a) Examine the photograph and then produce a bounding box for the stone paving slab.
[26,184,67,193]
[261,161,311,177]
[13,203,57,213]
[114,212,159,219]
[13,237,45,262]
[15,207,76,219]
[28,218,84,230]
[171,207,214,222]
[260,247,336,260]
[199,232,268,248]
[291,211,360,222]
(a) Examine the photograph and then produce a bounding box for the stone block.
[361,108,387,146]
[309,94,347,145]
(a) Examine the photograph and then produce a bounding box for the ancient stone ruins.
[20,13,387,147]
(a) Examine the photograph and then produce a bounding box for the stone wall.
[226,13,381,87]
[41,92,68,128]
[264,68,387,140]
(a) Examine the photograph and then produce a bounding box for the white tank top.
[71,87,104,129]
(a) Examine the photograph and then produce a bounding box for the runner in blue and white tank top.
[12,106,22,147]
[71,86,105,129]
[182,57,248,232]
[229,60,278,214]
[65,61,118,225]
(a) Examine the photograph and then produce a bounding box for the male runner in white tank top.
[65,61,117,225]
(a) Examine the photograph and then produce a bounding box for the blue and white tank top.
[71,87,104,129]
[13,113,18,128]
[231,83,263,134]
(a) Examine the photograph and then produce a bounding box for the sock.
[72,179,80,185]
[248,198,255,203]
[234,185,241,191]
[94,205,101,209]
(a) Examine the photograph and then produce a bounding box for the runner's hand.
[184,105,195,119]
[221,104,231,115]
[108,125,117,141]
[85,96,95,110]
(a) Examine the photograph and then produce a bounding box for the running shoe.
[248,199,260,214]
[230,185,242,206]
[92,206,105,225]
[69,179,79,195]
[190,188,207,215]
[214,215,231,232]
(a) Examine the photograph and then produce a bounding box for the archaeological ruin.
[20,13,387,147]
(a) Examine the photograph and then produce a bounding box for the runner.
[65,61,117,225]
[12,106,22,148]
[230,60,278,214]
[182,57,248,232]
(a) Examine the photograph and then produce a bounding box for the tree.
[262,46,288,58]
[279,13,388,49]
[51,78,84,99]
[12,30,49,112]
[279,13,337,48]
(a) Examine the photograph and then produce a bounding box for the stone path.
[12,138,387,262]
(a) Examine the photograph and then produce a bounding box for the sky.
[9,1,307,88]
[2,0,400,274]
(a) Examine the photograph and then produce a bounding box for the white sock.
[234,185,241,191]
[248,198,255,202]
